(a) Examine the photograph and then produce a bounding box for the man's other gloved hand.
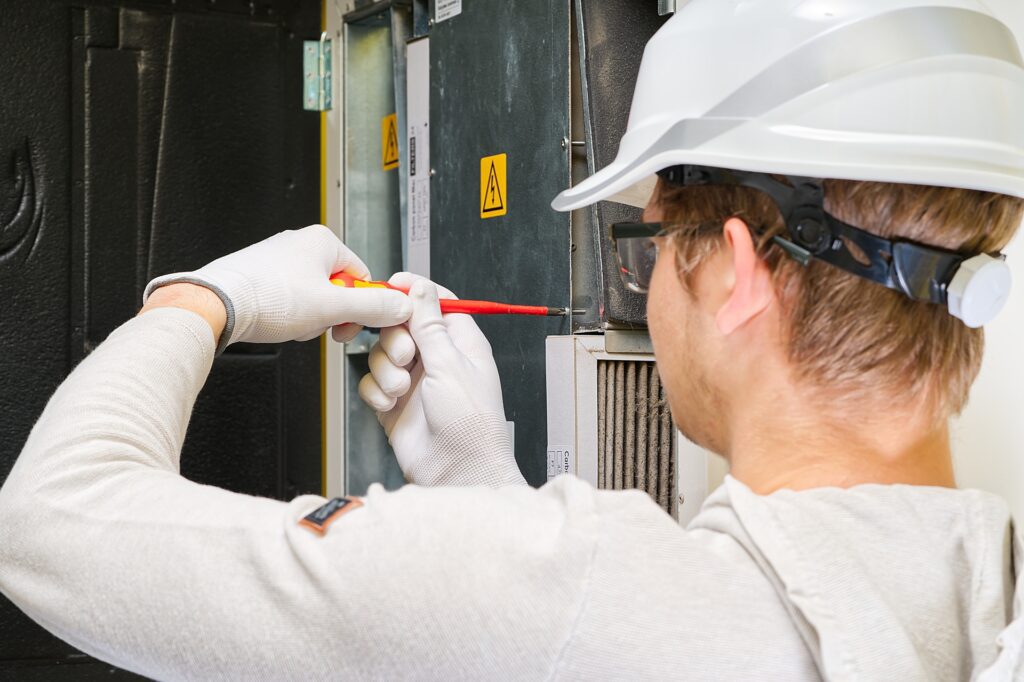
[143,225,411,352]
[358,273,526,487]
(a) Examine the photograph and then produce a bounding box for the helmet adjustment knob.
[946,254,1012,329]
[794,219,830,254]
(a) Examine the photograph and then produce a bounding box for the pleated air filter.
[546,336,707,523]
[597,360,677,517]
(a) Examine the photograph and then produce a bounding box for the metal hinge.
[303,33,332,111]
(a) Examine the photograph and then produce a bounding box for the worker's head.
[551,0,1024,457]
[641,178,1024,455]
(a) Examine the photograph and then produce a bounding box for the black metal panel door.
[430,0,572,486]
[0,1,321,677]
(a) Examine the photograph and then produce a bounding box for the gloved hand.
[143,225,411,353]
[358,273,526,487]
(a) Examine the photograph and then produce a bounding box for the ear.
[716,218,774,335]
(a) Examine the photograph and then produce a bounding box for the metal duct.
[597,360,676,517]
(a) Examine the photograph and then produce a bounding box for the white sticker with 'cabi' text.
[547,447,573,481]
[435,0,462,23]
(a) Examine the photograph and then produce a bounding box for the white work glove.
[144,225,411,353]
[358,273,526,487]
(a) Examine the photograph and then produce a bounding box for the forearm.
[0,286,224,565]
[0,305,220,669]
[0,306,214,489]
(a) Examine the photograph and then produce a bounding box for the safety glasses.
[610,222,664,294]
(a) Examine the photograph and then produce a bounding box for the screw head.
[795,219,828,253]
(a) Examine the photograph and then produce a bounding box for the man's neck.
[724,398,957,495]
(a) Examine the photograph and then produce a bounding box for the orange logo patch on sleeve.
[298,497,364,535]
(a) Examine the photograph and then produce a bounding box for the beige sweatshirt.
[0,308,1020,681]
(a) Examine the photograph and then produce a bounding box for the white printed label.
[408,127,429,247]
[406,38,430,278]
[547,447,573,480]
[435,0,462,23]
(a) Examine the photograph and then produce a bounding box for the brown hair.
[656,178,1024,420]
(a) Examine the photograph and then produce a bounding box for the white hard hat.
[551,0,1024,212]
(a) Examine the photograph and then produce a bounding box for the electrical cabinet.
[327,0,573,491]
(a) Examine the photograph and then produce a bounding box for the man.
[2,0,1023,679]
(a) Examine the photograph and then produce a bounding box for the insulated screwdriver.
[330,273,583,317]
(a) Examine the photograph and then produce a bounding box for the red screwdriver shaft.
[329,273,573,317]
[432,299,556,316]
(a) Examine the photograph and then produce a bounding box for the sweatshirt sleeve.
[978,529,1024,682]
[0,308,598,680]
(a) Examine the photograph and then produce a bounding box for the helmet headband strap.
[656,164,998,307]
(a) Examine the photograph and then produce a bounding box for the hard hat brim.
[552,115,1024,213]
[551,162,657,212]
[551,5,1024,213]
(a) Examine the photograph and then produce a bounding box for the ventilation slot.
[597,360,676,517]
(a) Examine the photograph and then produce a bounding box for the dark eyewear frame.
[611,222,662,240]
[610,221,725,293]
[610,222,664,294]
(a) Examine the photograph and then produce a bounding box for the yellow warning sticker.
[480,153,507,218]
[382,113,399,171]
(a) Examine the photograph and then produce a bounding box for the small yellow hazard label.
[480,153,507,218]
[382,113,399,171]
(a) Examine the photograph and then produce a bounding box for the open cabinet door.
[0,1,322,676]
